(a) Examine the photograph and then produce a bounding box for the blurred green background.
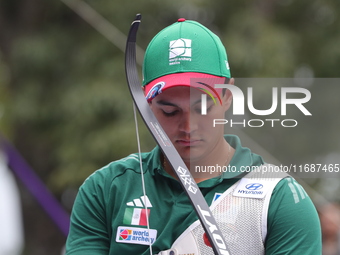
[0,0,339,254]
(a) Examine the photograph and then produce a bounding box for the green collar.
[147,134,264,183]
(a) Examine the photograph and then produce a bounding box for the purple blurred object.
[0,134,70,237]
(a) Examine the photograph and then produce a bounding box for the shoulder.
[270,177,313,207]
[79,151,156,191]
[265,177,322,254]
[269,177,319,223]
[72,150,158,215]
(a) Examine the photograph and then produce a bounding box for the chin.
[178,150,205,163]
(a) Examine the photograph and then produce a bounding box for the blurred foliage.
[0,0,339,254]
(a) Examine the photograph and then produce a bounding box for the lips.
[176,139,202,146]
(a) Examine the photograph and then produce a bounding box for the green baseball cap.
[143,18,231,101]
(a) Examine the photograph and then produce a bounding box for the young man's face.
[149,85,232,163]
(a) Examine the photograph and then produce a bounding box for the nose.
[178,111,198,134]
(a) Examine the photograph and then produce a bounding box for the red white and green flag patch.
[123,195,152,226]
[123,208,150,226]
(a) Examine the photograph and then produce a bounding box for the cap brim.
[144,72,227,102]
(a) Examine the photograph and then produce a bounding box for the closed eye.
[194,103,214,114]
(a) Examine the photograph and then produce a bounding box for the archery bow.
[125,14,231,255]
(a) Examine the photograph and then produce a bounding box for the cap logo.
[169,38,192,65]
[145,82,165,101]
[225,60,230,70]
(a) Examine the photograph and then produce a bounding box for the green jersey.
[66,135,321,254]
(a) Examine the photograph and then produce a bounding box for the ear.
[229,78,235,85]
[221,78,234,111]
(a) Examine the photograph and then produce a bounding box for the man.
[66,18,321,254]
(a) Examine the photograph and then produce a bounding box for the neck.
[163,139,234,183]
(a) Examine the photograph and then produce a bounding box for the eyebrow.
[156,100,177,107]
[156,97,213,107]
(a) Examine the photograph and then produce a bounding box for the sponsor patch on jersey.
[233,178,273,199]
[116,226,157,245]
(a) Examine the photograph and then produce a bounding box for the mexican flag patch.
[123,208,150,226]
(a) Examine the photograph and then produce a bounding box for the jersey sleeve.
[66,170,110,255]
[265,177,322,254]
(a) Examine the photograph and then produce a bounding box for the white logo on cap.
[225,60,230,70]
[169,38,192,65]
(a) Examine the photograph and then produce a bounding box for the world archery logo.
[119,228,132,241]
[169,38,192,65]
[116,226,158,246]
